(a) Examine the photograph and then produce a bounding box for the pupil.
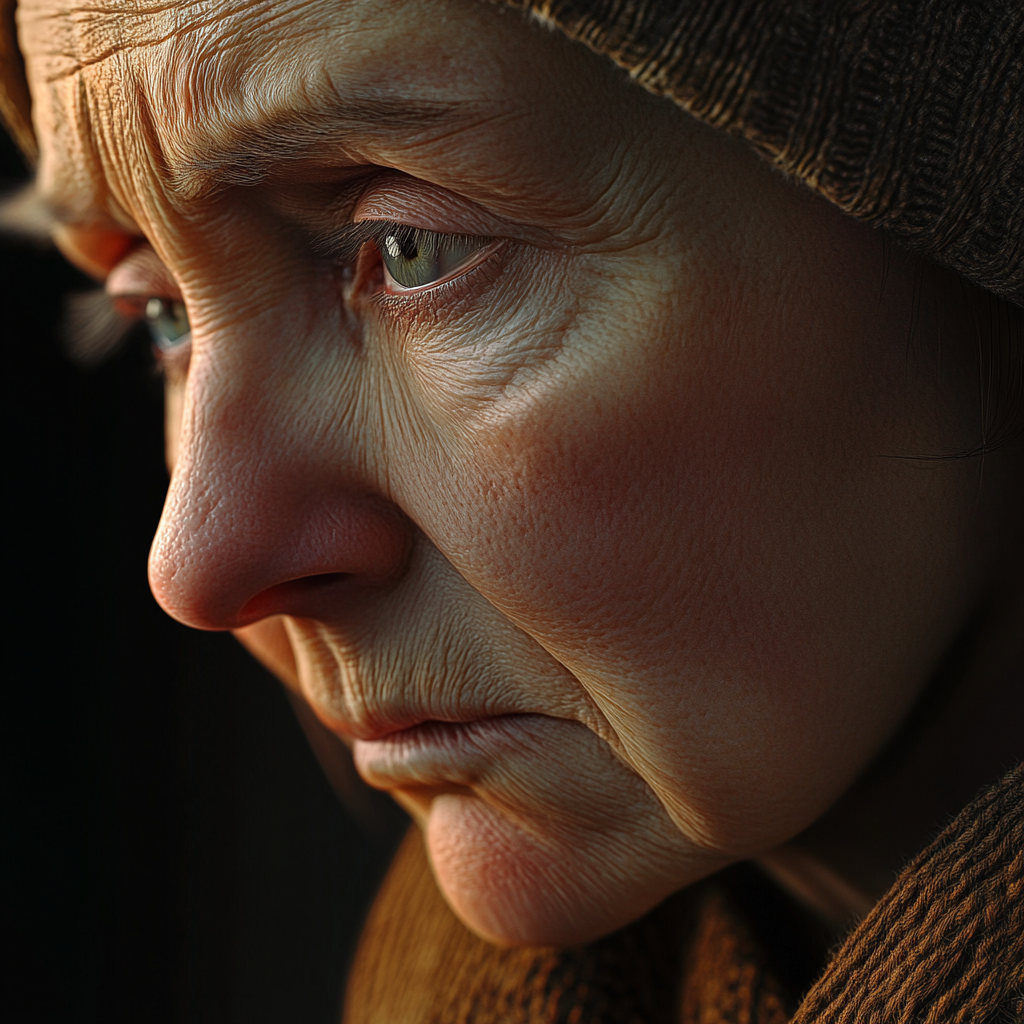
[385,230,420,261]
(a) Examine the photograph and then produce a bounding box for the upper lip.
[311,705,524,744]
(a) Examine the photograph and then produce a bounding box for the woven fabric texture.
[341,825,682,1023]
[791,762,1024,1024]
[343,764,1023,1023]
[342,826,802,1024]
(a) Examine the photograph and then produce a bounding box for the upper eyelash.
[62,291,188,369]
[312,219,401,263]
[312,220,489,266]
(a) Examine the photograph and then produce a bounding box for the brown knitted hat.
[1,0,1022,305]
[496,0,1024,307]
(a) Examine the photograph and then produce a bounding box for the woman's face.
[20,0,1012,944]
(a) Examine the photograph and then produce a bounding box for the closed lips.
[352,714,550,790]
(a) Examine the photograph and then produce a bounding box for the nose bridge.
[147,318,410,631]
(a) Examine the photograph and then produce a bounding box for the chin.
[421,791,691,947]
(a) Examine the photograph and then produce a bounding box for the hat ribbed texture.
[499,0,1024,306]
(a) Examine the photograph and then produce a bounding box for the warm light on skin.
[52,222,137,280]
[19,0,1023,945]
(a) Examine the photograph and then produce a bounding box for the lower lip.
[352,715,542,790]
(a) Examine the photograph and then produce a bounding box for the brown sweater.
[344,764,1023,1023]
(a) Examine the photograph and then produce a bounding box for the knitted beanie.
[495,0,1024,307]
[2,0,1022,305]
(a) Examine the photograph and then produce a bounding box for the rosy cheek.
[417,370,694,645]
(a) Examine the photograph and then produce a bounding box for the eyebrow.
[165,97,465,203]
[2,97,474,236]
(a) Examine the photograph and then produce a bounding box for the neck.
[759,577,1024,931]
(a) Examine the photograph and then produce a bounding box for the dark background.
[3,126,400,1024]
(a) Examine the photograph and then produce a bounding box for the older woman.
[3,0,1021,1020]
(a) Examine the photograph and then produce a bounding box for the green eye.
[378,227,490,291]
[145,297,191,350]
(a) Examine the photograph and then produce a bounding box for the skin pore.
[18,0,1023,945]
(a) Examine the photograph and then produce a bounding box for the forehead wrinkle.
[124,5,463,203]
[70,54,183,234]
[24,0,482,226]
[17,0,253,228]
[32,56,142,232]
[29,0,391,220]
[19,0,314,83]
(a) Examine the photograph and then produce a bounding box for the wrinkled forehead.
[16,0,492,227]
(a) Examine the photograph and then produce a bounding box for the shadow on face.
[16,0,1024,944]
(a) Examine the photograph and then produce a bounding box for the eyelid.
[352,174,556,248]
[81,243,192,365]
[354,177,513,237]
[382,238,504,295]
[105,244,182,301]
[314,220,493,264]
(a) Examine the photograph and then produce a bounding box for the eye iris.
[379,227,486,290]
[384,231,418,261]
[145,298,190,350]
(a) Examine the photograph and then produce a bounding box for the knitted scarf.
[344,764,1023,1023]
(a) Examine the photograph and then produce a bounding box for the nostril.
[236,572,358,625]
[304,572,350,588]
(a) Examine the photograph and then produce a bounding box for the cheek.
[408,281,826,681]
[394,234,984,852]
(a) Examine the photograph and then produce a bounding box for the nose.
[147,332,413,632]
